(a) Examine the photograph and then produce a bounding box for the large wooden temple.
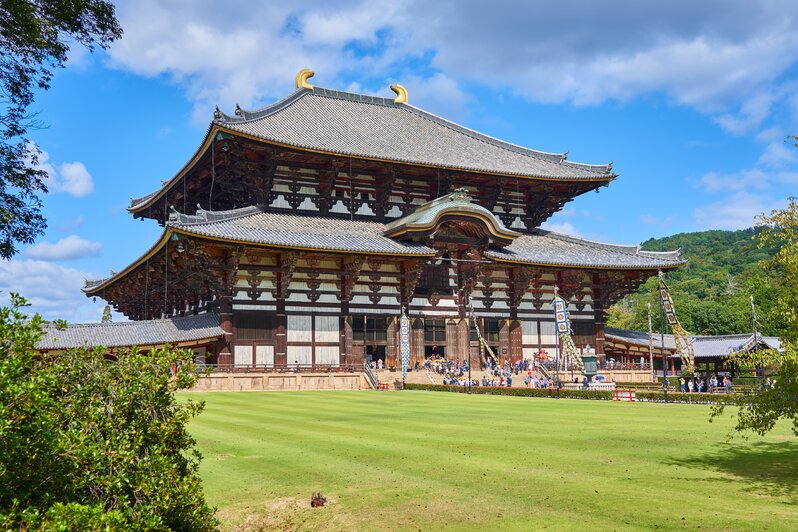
[83,71,684,370]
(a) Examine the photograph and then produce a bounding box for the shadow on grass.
[668,441,798,503]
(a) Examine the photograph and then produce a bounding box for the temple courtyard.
[188,391,798,530]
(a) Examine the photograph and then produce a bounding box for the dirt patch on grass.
[219,495,344,531]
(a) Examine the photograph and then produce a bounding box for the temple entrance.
[425,345,444,358]
[365,345,386,365]
[353,316,388,367]
[424,319,447,358]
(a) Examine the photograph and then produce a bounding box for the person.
[725,376,733,394]
[697,378,704,393]
[679,376,686,393]
[507,375,513,387]
[687,379,694,393]
[582,378,589,390]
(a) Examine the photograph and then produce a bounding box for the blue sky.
[2,0,798,322]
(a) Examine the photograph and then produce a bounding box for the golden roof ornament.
[390,84,408,104]
[295,68,315,90]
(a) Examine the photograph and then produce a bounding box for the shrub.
[0,295,217,530]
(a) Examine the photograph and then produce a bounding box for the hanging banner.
[553,296,570,334]
[400,313,410,381]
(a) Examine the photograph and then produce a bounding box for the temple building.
[80,72,685,370]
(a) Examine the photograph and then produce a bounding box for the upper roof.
[604,327,781,358]
[211,87,615,181]
[130,84,616,213]
[37,312,224,350]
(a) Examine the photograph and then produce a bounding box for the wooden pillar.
[509,320,523,362]
[274,271,287,367]
[386,317,398,369]
[341,316,353,367]
[217,294,233,367]
[499,320,510,364]
[457,318,469,363]
[412,318,424,364]
[445,319,458,359]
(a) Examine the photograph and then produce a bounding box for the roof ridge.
[213,88,310,124]
[168,204,264,226]
[44,312,219,329]
[538,229,683,263]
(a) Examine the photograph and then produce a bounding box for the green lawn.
[187,391,798,530]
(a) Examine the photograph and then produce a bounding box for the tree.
[710,198,798,437]
[0,0,122,258]
[0,295,217,529]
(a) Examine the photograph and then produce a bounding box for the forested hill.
[605,228,785,337]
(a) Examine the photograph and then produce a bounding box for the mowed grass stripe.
[187,391,798,531]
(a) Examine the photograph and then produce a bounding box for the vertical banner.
[553,296,570,334]
[400,313,410,382]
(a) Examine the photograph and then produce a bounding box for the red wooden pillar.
[509,320,523,362]
[499,320,510,364]
[386,317,398,368]
[274,272,287,367]
[217,293,233,367]
[412,318,424,365]
[445,319,459,359]
[457,318,469,363]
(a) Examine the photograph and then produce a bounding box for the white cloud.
[0,260,114,323]
[32,147,95,197]
[106,1,798,124]
[26,235,102,261]
[540,221,582,238]
[58,162,94,197]
[641,214,675,227]
[693,191,787,230]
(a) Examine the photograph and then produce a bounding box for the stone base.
[191,372,367,392]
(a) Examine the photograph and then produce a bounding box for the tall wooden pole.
[647,302,655,382]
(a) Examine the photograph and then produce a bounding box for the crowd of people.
[676,374,768,394]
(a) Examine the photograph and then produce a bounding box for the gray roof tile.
[38,313,224,350]
[169,205,436,256]
[214,87,614,180]
[487,231,685,269]
[604,327,781,358]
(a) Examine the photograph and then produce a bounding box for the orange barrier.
[613,389,636,402]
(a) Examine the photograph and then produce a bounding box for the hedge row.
[403,384,736,404]
[635,391,733,404]
[403,383,614,400]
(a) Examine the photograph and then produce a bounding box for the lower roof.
[37,312,224,350]
[85,206,682,294]
[604,327,781,359]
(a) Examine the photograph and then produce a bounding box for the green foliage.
[0,295,217,529]
[710,344,798,437]
[607,228,784,337]
[403,383,614,400]
[706,199,798,437]
[0,0,122,258]
[756,197,798,341]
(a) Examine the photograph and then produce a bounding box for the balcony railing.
[198,363,364,373]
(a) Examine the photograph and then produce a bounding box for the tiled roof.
[37,313,224,350]
[604,327,781,358]
[213,87,614,181]
[169,205,436,256]
[487,231,685,269]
